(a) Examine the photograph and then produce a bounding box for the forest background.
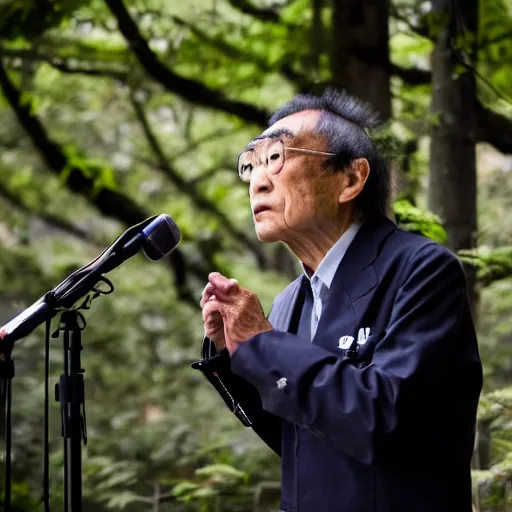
[0,0,512,510]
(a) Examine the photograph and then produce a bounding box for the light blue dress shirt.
[301,223,361,338]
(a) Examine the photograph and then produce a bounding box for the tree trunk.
[310,0,324,73]
[428,0,483,476]
[428,0,478,313]
[331,0,391,120]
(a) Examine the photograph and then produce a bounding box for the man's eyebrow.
[253,128,295,141]
[240,128,296,154]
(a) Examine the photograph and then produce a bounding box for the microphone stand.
[55,311,87,512]
[0,351,14,511]
[0,213,180,511]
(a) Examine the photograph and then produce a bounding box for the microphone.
[122,213,182,262]
[0,214,181,350]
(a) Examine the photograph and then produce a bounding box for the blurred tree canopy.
[0,0,512,510]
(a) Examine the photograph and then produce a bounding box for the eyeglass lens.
[238,139,285,182]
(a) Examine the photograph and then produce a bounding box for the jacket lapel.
[312,215,397,350]
[268,276,305,333]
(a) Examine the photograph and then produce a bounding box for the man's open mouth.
[253,205,271,214]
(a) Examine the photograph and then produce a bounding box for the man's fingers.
[204,310,223,329]
[209,273,239,294]
[202,297,223,321]
[199,282,216,308]
[200,274,240,308]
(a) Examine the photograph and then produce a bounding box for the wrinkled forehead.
[245,110,322,150]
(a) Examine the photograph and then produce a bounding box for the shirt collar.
[301,222,362,290]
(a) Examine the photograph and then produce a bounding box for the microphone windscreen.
[142,214,181,261]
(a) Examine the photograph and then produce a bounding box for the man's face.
[240,111,344,243]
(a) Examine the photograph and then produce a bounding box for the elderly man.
[193,89,482,512]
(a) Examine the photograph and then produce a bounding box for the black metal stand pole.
[55,311,87,512]
[1,354,14,512]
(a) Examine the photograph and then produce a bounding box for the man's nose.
[249,164,273,197]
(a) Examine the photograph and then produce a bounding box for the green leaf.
[393,199,448,244]
[459,246,512,285]
[194,463,249,487]
[105,490,143,509]
[171,481,200,497]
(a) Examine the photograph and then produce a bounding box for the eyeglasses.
[237,138,335,183]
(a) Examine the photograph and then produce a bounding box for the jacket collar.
[330,214,396,304]
[272,215,397,334]
[300,222,362,291]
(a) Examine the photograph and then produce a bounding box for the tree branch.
[170,15,310,90]
[0,47,128,80]
[104,0,269,126]
[45,60,126,80]
[390,61,512,155]
[389,5,432,40]
[0,60,193,297]
[479,29,512,49]
[391,56,512,155]
[390,62,430,85]
[188,164,231,185]
[169,127,235,163]
[130,95,267,268]
[0,180,100,244]
[132,155,231,184]
[0,137,19,150]
[391,64,512,154]
[225,0,281,22]
[390,65,512,155]
[0,62,141,224]
[475,101,512,154]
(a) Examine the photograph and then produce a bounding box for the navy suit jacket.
[192,215,482,512]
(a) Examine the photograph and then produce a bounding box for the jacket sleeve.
[229,243,480,465]
[191,338,282,456]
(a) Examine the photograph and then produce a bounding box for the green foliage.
[0,0,90,40]
[393,198,448,244]
[62,145,118,193]
[459,247,512,286]
[172,464,248,506]
[0,481,41,510]
[475,388,512,510]
[479,0,512,106]
[425,10,450,40]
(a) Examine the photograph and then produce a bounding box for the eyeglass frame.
[237,137,336,183]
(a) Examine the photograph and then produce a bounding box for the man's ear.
[338,158,370,205]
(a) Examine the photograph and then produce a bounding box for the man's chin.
[254,227,282,243]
